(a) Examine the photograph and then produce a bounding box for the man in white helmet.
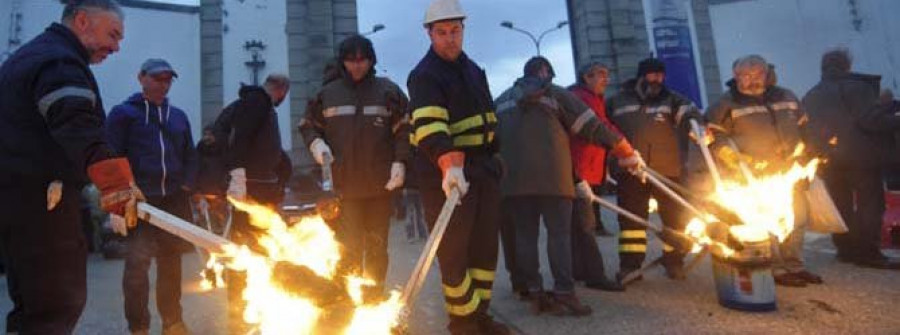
[406,0,510,333]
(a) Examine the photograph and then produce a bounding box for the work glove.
[437,151,469,201]
[309,138,333,165]
[47,180,63,211]
[227,168,247,201]
[575,180,595,200]
[109,214,128,237]
[87,158,145,229]
[384,162,406,191]
[610,140,646,175]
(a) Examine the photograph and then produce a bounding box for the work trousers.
[821,164,886,259]
[615,173,687,270]
[335,196,393,287]
[420,177,500,334]
[572,197,610,284]
[0,182,87,334]
[123,191,191,332]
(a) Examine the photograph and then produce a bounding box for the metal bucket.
[711,238,777,312]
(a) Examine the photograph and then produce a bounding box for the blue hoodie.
[106,93,199,197]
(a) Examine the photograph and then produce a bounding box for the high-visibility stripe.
[732,106,769,119]
[496,100,516,113]
[770,101,799,111]
[538,96,561,111]
[445,293,481,316]
[413,106,450,121]
[453,132,494,147]
[38,86,96,117]
[619,243,647,253]
[469,268,495,282]
[613,105,641,116]
[620,230,647,239]
[475,288,492,300]
[646,106,672,114]
[450,113,497,135]
[414,122,450,143]
[442,274,472,299]
[363,105,390,117]
[571,110,596,134]
[323,105,356,118]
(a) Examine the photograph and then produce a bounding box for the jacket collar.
[48,23,91,65]
[427,47,470,68]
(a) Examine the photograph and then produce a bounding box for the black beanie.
[637,57,666,77]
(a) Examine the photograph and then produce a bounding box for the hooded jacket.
[225,85,283,182]
[607,78,700,177]
[106,93,198,197]
[802,71,883,168]
[299,70,410,200]
[495,78,624,198]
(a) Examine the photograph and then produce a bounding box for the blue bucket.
[710,238,777,312]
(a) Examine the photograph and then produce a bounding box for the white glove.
[227,168,247,201]
[442,166,469,200]
[109,214,128,237]
[47,180,63,211]
[309,138,333,165]
[384,162,406,191]
[575,180,595,199]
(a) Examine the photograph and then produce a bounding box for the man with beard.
[607,57,701,282]
[708,55,823,286]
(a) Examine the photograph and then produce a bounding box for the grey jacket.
[495,78,623,198]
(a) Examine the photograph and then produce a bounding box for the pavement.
[2,201,900,334]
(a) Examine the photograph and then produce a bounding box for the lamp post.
[362,24,386,36]
[499,20,568,56]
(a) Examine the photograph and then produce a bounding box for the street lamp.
[499,20,568,56]
[362,24,386,36]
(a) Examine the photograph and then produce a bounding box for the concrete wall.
[709,0,900,97]
[1,2,203,140]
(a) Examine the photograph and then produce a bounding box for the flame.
[200,198,403,334]
[685,144,819,258]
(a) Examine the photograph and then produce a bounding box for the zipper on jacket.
[158,105,168,196]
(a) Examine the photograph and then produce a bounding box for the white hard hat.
[423,0,466,26]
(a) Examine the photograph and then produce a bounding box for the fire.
[685,144,819,258]
[198,198,403,334]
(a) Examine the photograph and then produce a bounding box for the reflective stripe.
[619,244,647,253]
[413,106,449,121]
[363,105,390,117]
[770,101,799,111]
[442,274,472,299]
[620,230,647,239]
[453,132,494,147]
[570,109,596,134]
[496,100,516,114]
[445,293,481,316]
[646,105,672,114]
[414,122,450,143]
[38,86,96,117]
[539,96,561,111]
[614,105,641,116]
[323,105,356,118]
[475,288,492,300]
[469,268,495,282]
[450,113,497,135]
[731,106,769,119]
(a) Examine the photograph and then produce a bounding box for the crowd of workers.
[1,0,899,334]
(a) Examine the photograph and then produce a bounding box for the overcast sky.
[357,0,576,97]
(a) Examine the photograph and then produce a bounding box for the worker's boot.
[551,292,592,317]
[476,313,511,335]
[663,252,687,280]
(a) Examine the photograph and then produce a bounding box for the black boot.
[476,313,511,335]
[585,277,625,292]
[551,292,592,317]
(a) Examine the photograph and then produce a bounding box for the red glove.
[437,151,468,199]
[610,140,646,173]
[87,158,145,228]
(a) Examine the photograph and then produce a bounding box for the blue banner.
[649,0,704,107]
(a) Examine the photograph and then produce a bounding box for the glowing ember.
[199,198,403,334]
